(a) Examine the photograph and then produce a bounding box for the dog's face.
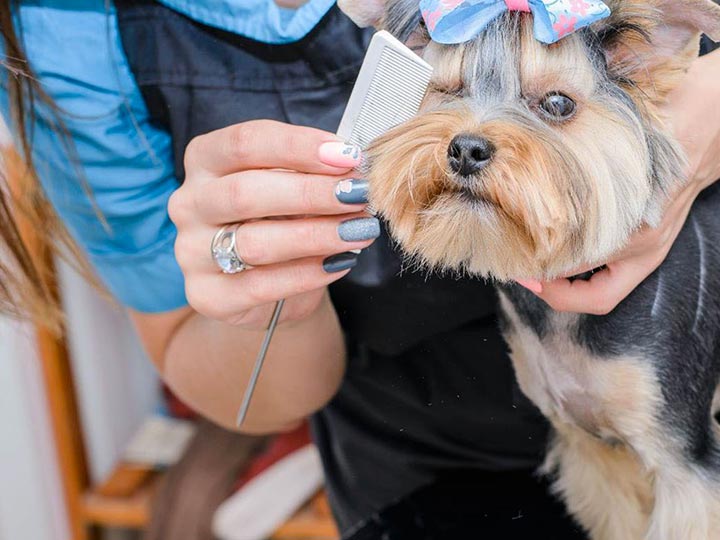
[339,0,720,281]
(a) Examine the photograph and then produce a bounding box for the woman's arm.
[518,49,720,314]
[1,5,365,434]
[132,296,345,434]
[133,121,376,433]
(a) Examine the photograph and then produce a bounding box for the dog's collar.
[567,265,608,283]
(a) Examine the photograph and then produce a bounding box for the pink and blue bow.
[419,0,611,44]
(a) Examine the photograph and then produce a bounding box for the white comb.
[337,30,434,148]
[236,31,433,427]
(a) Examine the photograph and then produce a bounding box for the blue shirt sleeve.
[156,0,336,44]
[2,0,187,312]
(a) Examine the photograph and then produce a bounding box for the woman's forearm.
[132,294,346,433]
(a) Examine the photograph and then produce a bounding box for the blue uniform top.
[1,0,335,312]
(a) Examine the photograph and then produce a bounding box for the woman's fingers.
[525,256,657,316]
[233,214,379,266]
[174,119,371,328]
[516,179,699,315]
[197,172,368,224]
[527,265,620,315]
[184,120,361,177]
[185,255,359,322]
[177,214,380,270]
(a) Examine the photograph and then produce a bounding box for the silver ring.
[211,224,247,274]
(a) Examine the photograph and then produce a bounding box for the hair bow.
[419,0,611,44]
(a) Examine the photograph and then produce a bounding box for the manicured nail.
[335,179,369,205]
[319,142,362,168]
[323,252,359,273]
[516,279,543,294]
[338,217,381,242]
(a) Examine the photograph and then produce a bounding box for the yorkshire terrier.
[339,0,720,538]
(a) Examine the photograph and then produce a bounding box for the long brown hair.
[0,0,96,331]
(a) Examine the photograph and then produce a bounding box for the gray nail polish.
[323,252,359,273]
[338,217,381,242]
[335,179,369,205]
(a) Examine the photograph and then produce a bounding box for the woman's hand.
[169,120,379,329]
[133,121,361,431]
[517,50,720,315]
[517,181,701,314]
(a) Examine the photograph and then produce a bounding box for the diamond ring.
[211,224,247,274]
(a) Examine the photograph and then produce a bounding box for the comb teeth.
[335,31,433,217]
[348,47,433,149]
[337,30,434,150]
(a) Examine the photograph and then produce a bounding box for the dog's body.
[338,0,720,538]
[500,185,720,538]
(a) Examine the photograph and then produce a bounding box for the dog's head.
[339,0,720,281]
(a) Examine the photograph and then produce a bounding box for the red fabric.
[162,385,197,419]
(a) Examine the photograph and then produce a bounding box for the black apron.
[115,2,610,538]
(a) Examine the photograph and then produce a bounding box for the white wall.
[58,261,161,483]
[0,317,68,540]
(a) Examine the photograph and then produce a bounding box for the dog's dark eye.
[539,92,576,121]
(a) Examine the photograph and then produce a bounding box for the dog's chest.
[498,291,658,443]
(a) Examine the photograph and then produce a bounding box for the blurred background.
[0,258,160,540]
[0,117,335,540]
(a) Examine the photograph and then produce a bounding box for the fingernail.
[335,179,369,205]
[516,279,543,294]
[338,217,381,242]
[319,142,362,168]
[323,252,359,273]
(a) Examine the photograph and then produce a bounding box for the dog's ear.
[337,0,387,27]
[645,0,720,57]
[339,0,425,43]
[601,0,720,102]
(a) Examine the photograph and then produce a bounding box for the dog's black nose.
[448,134,495,176]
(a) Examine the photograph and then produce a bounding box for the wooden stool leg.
[37,324,94,540]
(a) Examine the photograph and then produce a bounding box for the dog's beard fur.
[356,0,719,281]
